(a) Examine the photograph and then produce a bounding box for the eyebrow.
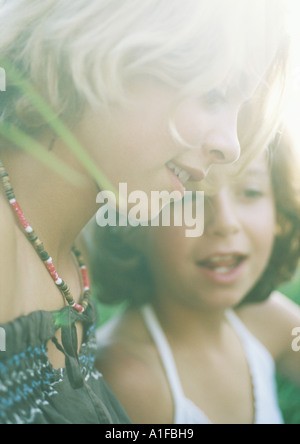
[243,168,269,177]
[237,167,272,183]
[225,70,263,104]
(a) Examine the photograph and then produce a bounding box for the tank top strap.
[141,305,283,425]
[225,309,283,425]
[225,309,275,366]
[141,305,185,422]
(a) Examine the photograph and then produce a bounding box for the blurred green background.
[276,270,300,424]
[96,270,300,425]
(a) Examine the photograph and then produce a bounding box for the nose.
[206,190,240,237]
[204,110,241,167]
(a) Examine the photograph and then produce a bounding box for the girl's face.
[74,75,259,216]
[144,153,276,311]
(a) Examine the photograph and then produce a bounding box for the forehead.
[196,150,271,195]
[227,152,271,188]
[239,151,270,176]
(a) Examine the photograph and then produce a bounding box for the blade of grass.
[1,59,121,203]
[0,122,87,187]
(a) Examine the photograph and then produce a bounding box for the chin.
[196,291,246,312]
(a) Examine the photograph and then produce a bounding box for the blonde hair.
[0,0,290,155]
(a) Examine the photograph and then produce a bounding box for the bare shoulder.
[96,309,173,424]
[236,292,300,361]
[0,191,17,323]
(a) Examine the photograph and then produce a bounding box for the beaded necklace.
[0,158,91,313]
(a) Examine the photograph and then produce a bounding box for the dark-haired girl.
[95,130,300,424]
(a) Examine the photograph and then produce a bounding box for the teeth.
[209,255,236,263]
[213,266,236,274]
[198,255,245,272]
[167,161,191,184]
[178,169,191,183]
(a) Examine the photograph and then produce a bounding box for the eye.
[202,89,226,108]
[241,188,265,200]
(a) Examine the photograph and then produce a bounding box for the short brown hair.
[242,129,300,304]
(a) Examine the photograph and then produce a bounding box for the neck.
[152,293,229,347]
[0,141,98,263]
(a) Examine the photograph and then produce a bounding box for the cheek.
[174,103,211,147]
[76,104,173,184]
[147,227,190,278]
[246,203,276,266]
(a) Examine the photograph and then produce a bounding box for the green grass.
[0,59,119,196]
[277,271,300,425]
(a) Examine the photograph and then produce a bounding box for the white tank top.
[141,305,284,425]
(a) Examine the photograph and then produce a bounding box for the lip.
[174,162,206,182]
[167,165,186,197]
[195,253,248,285]
[166,161,206,196]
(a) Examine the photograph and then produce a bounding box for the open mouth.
[197,255,246,273]
[166,161,192,185]
[196,254,248,281]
